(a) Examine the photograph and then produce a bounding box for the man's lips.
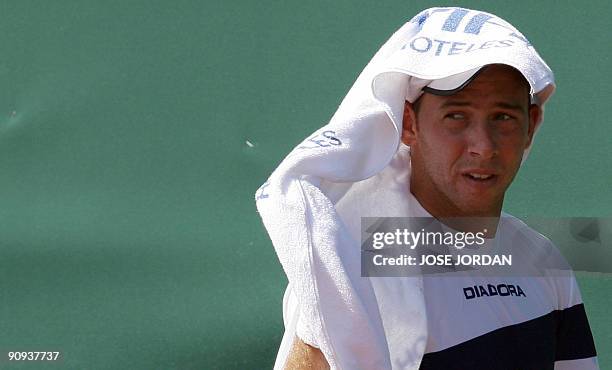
[461,169,499,181]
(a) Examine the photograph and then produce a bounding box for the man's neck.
[409,188,501,238]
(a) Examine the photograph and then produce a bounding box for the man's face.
[402,65,541,218]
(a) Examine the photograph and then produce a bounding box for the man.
[257,7,598,370]
[284,64,598,369]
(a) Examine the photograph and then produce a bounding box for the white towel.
[255,7,556,370]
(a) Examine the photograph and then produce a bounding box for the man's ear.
[402,100,418,146]
[526,103,542,148]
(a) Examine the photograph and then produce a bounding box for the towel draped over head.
[255,7,555,370]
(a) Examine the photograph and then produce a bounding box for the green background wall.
[0,1,609,369]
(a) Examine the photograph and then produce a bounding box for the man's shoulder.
[500,211,572,272]
[499,211,552,247]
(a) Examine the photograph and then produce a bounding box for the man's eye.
[494,113,513,121]
[445,113,465,120]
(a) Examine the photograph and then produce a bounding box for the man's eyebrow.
[438,100,526,111]
[493,102,526,111]
[439,100,471,109]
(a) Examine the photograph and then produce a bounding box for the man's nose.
[467,121,498,159]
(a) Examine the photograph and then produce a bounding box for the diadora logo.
[463,283,526,300]
[412,8,516,35]
[404,8,531,57]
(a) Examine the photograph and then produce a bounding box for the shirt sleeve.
[554,357,599,370]
[553,272,598,368]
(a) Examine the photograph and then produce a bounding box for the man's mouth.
[465,173,495,181]
[461,169,499,184]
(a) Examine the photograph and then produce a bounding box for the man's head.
[401,64,542,218]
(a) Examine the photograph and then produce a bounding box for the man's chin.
[453,196,503,217]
